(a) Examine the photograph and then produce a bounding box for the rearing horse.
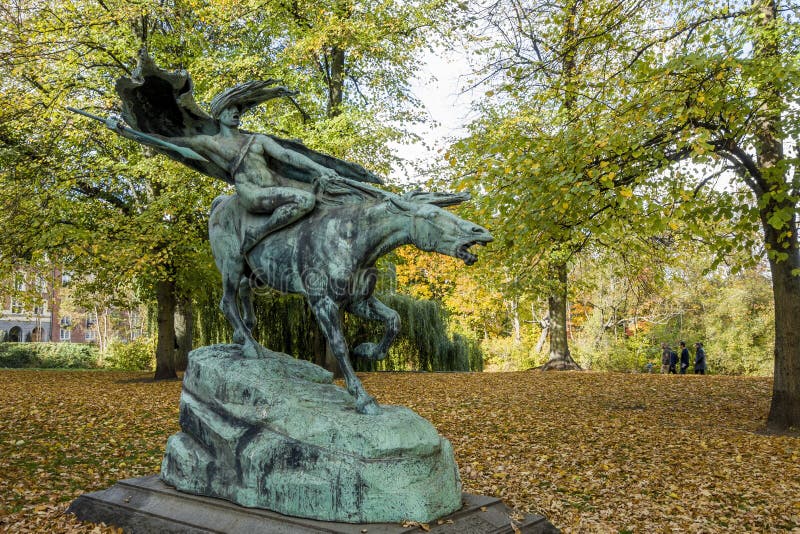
[209,182,493,415]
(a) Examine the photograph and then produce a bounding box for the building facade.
[0,267,95,343]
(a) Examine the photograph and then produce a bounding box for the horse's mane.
[316,178,393,207]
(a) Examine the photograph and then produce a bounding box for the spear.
[66,107,209,162]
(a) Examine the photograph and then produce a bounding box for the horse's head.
[389,191,493,265]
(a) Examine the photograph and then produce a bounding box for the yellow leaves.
[618,186,633,198]
[527,161,541,172]
[366,371,795,533]
[1,371,797,533]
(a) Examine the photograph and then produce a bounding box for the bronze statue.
[70,50,492,414]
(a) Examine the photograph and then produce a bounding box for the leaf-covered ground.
[0,370,798,533]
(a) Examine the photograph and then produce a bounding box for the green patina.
[160,345,463,523]
[73,50,490,523]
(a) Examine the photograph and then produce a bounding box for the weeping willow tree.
[193,288,482,372]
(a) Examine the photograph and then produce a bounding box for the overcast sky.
[390,47,478,184]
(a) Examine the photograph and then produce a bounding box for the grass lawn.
[0,369,798,532]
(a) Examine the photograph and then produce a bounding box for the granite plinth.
[67,475,560,533]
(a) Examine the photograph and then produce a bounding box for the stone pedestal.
[68,475,560,533]
[159,344,462,523]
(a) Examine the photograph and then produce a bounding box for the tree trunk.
[174,296,193,372]
[326,46,345,118]
[510,297,521,343]
[751,0,800,431]
[542,263,581,371]
[534,303,549,354]
[761,193,800,430]
[766,251,800,430]
[154,280,178,380]
[540,2,580,372]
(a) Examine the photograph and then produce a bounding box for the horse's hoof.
[353,342,385,361]
[241,341,261,359]
[356,396,382,415]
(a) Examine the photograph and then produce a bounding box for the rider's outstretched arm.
[258,135,334,182]
[104,118,208,155]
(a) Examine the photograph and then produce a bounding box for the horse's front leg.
[347,297,400,361]
[310,296,381,415]
[237,274,272,358]
[219,266,260,359]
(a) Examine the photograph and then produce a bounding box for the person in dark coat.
[694,342,706,374]
[661,343,671,374]
[679,341,690,374]
[668,347,678,374]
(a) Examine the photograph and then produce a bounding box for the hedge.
[0,343,100,369]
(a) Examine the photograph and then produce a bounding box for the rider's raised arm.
[104,118,207,152]
[257,134,333,183]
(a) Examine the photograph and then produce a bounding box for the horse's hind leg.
[310,296,381,415]
[347,297,399,361]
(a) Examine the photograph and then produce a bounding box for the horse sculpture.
[209,180,493,415]
[65,51,491,416]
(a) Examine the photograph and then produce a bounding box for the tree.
[449,0,671,370]
[453,0,799,429]
[0,1,242,378]
[625,0,799,429]
[0,0,464,377]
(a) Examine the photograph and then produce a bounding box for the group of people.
[660,341,706,374]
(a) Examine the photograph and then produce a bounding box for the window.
[60,329,71,342]
[35,275,47,293]
[33,301,47,315]
[84,329,95,341]
[11,273,25,314]
[14,274,26,292]
[60,316,72,327]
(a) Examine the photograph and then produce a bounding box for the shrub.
[104,338,155,371]
[0,343,100,369]
[481,336,544,371]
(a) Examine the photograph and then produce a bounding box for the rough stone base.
[68,475,560,533]
[160,344,462,523]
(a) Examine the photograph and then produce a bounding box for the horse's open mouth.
[456,241,483,265]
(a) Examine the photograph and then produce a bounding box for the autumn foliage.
[1,370,798,532]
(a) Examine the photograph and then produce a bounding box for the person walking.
[661,343,671,374]
[668,347,678,374]
[679,341,690,374]
[694,342,707,374]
